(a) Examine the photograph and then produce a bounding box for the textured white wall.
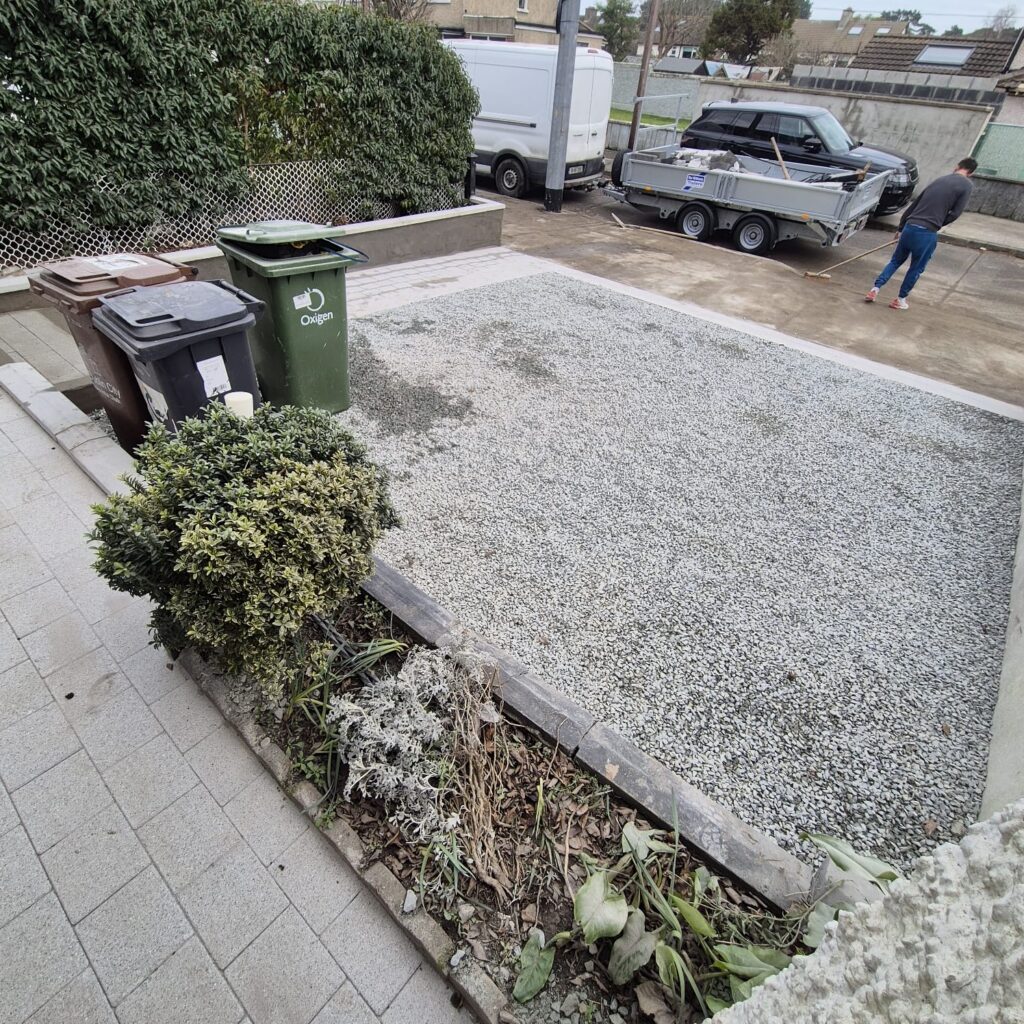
[715,799,1024,1024]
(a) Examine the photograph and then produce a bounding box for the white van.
[444,40,613,198]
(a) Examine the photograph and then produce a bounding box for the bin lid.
[216,220,343,245]
[96,280,253,342]
[29,254,192,311]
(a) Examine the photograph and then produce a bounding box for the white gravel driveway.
[340,272,1024,865]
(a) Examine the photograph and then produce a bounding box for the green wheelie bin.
[215,221,368,413]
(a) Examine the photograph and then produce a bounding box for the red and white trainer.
[865,287,879,303]
[889,297,909,310]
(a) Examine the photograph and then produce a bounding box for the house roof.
[997,68,1024,93]
[791,17,908,58]
[653,56,702,74]
[850,34,1017,76]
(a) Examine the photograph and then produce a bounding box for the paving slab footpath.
[0,393,471,1024]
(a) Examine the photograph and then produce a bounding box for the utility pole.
[628,0,660,151]
[544,0,580,212]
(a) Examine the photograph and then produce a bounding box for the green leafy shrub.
[1,0,477,234]
[90,404,397,702]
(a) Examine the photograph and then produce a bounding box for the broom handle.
[815,238,896,275]
[770,137,791,180]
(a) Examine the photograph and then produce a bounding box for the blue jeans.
[874,223,938,298]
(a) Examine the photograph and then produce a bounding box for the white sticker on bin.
[139,380,169,422]
[196,356,232,398]
[84,255,149,271]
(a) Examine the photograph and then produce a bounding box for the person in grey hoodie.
[866,157,976,310]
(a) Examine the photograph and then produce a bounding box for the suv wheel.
[732,214,775,256]
[676,202,715,242]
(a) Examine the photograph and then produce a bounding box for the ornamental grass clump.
[90,403,397,703]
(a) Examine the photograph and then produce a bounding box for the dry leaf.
[941,723,951,737]
[923,819,938,836]
[521,903,538,924]
[469,938,489,961]
[477,702,501,725]
[636,980,675,1024]
[604,762,620,782]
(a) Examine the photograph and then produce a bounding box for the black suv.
[680,101,918,214]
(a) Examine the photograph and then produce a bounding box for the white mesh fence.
[1,160,464,272]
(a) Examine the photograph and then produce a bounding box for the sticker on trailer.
[195,355,232,398]
[684,173,706,190]
[84,255,149,271]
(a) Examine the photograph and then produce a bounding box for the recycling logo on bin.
[292,288,334,327]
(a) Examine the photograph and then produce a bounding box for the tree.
[640,0,718,55]
[703,0,798,63]
[878,9,934,34]
[984,4,1019,35]
[370,0,430,22]
[947,24,964,35]
[796,0,811,17]
[597,0,639,61]
[759,29,801,69]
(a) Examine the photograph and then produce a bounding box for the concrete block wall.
[966,175,1024,222]
[611,64,699,120]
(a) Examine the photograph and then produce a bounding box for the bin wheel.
[676,202,715,242]
[732,214,775,256]
[494,157,528,198]
[611,152,625,187]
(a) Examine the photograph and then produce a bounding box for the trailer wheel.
[611,152,625,187]
[494,157,528,198]
[676,202,715,242]
[732,214,775,256]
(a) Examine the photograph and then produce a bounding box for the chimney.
[838,7,855,27]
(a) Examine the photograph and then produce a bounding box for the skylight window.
[848,26,863,35]
[875,26,890,34]
[915,45,974,66]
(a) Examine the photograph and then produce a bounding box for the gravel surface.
[340,272,1024,866]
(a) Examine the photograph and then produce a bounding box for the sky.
[809,1,1021,33]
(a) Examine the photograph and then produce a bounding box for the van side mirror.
[802,137,823,152]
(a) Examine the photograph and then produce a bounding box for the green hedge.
[0,0,478,233]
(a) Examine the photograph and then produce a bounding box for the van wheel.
[494,157,528,198]
[611,152,625,187]
[732,214,775,256]
[676,202,715,241]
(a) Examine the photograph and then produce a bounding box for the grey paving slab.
[91,601,154,663]
[0,526,50,602]
[0,450,36,481]
[76,865,193,1006]
[121,644,191,704]
[0,615,22,674]
[226,907,344,1024]
[322,892,422,1015]
[102,733,199,827]
[137,785,242,891]
[43,648,130,722]
[0,703,80,791]
[71,685,162,772]
[270,828,362,935]
[56,560,134,627]
[381,966,471,1024]
[41,803,149,924]
[47,470,104,525]
[115,935,243,1024]
[179,843,289,969]
[11,749,113,853]
[0,785,16,837]
[0,468,52,511]
[0,825,51,929]
[0,659,50,731]
[1,578,75,639]
[24,967,116,1024]
[152,679,223,752]
[311,982,379,1024]
[15,493,92,560]
[21,610,99,677]
[0,893,87,1024]
[185,726,263,807]
[225,774,309,866]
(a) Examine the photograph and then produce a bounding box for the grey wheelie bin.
[28,253,197,451]
[91,280,264,431]
[215,220,368,413]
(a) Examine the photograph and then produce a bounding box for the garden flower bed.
[89,403,894,1023]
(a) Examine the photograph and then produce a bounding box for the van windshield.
[811,113,854,153]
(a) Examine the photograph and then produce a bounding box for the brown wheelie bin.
[28,254,197,451]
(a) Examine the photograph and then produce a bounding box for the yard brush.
[804,239,897,281]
